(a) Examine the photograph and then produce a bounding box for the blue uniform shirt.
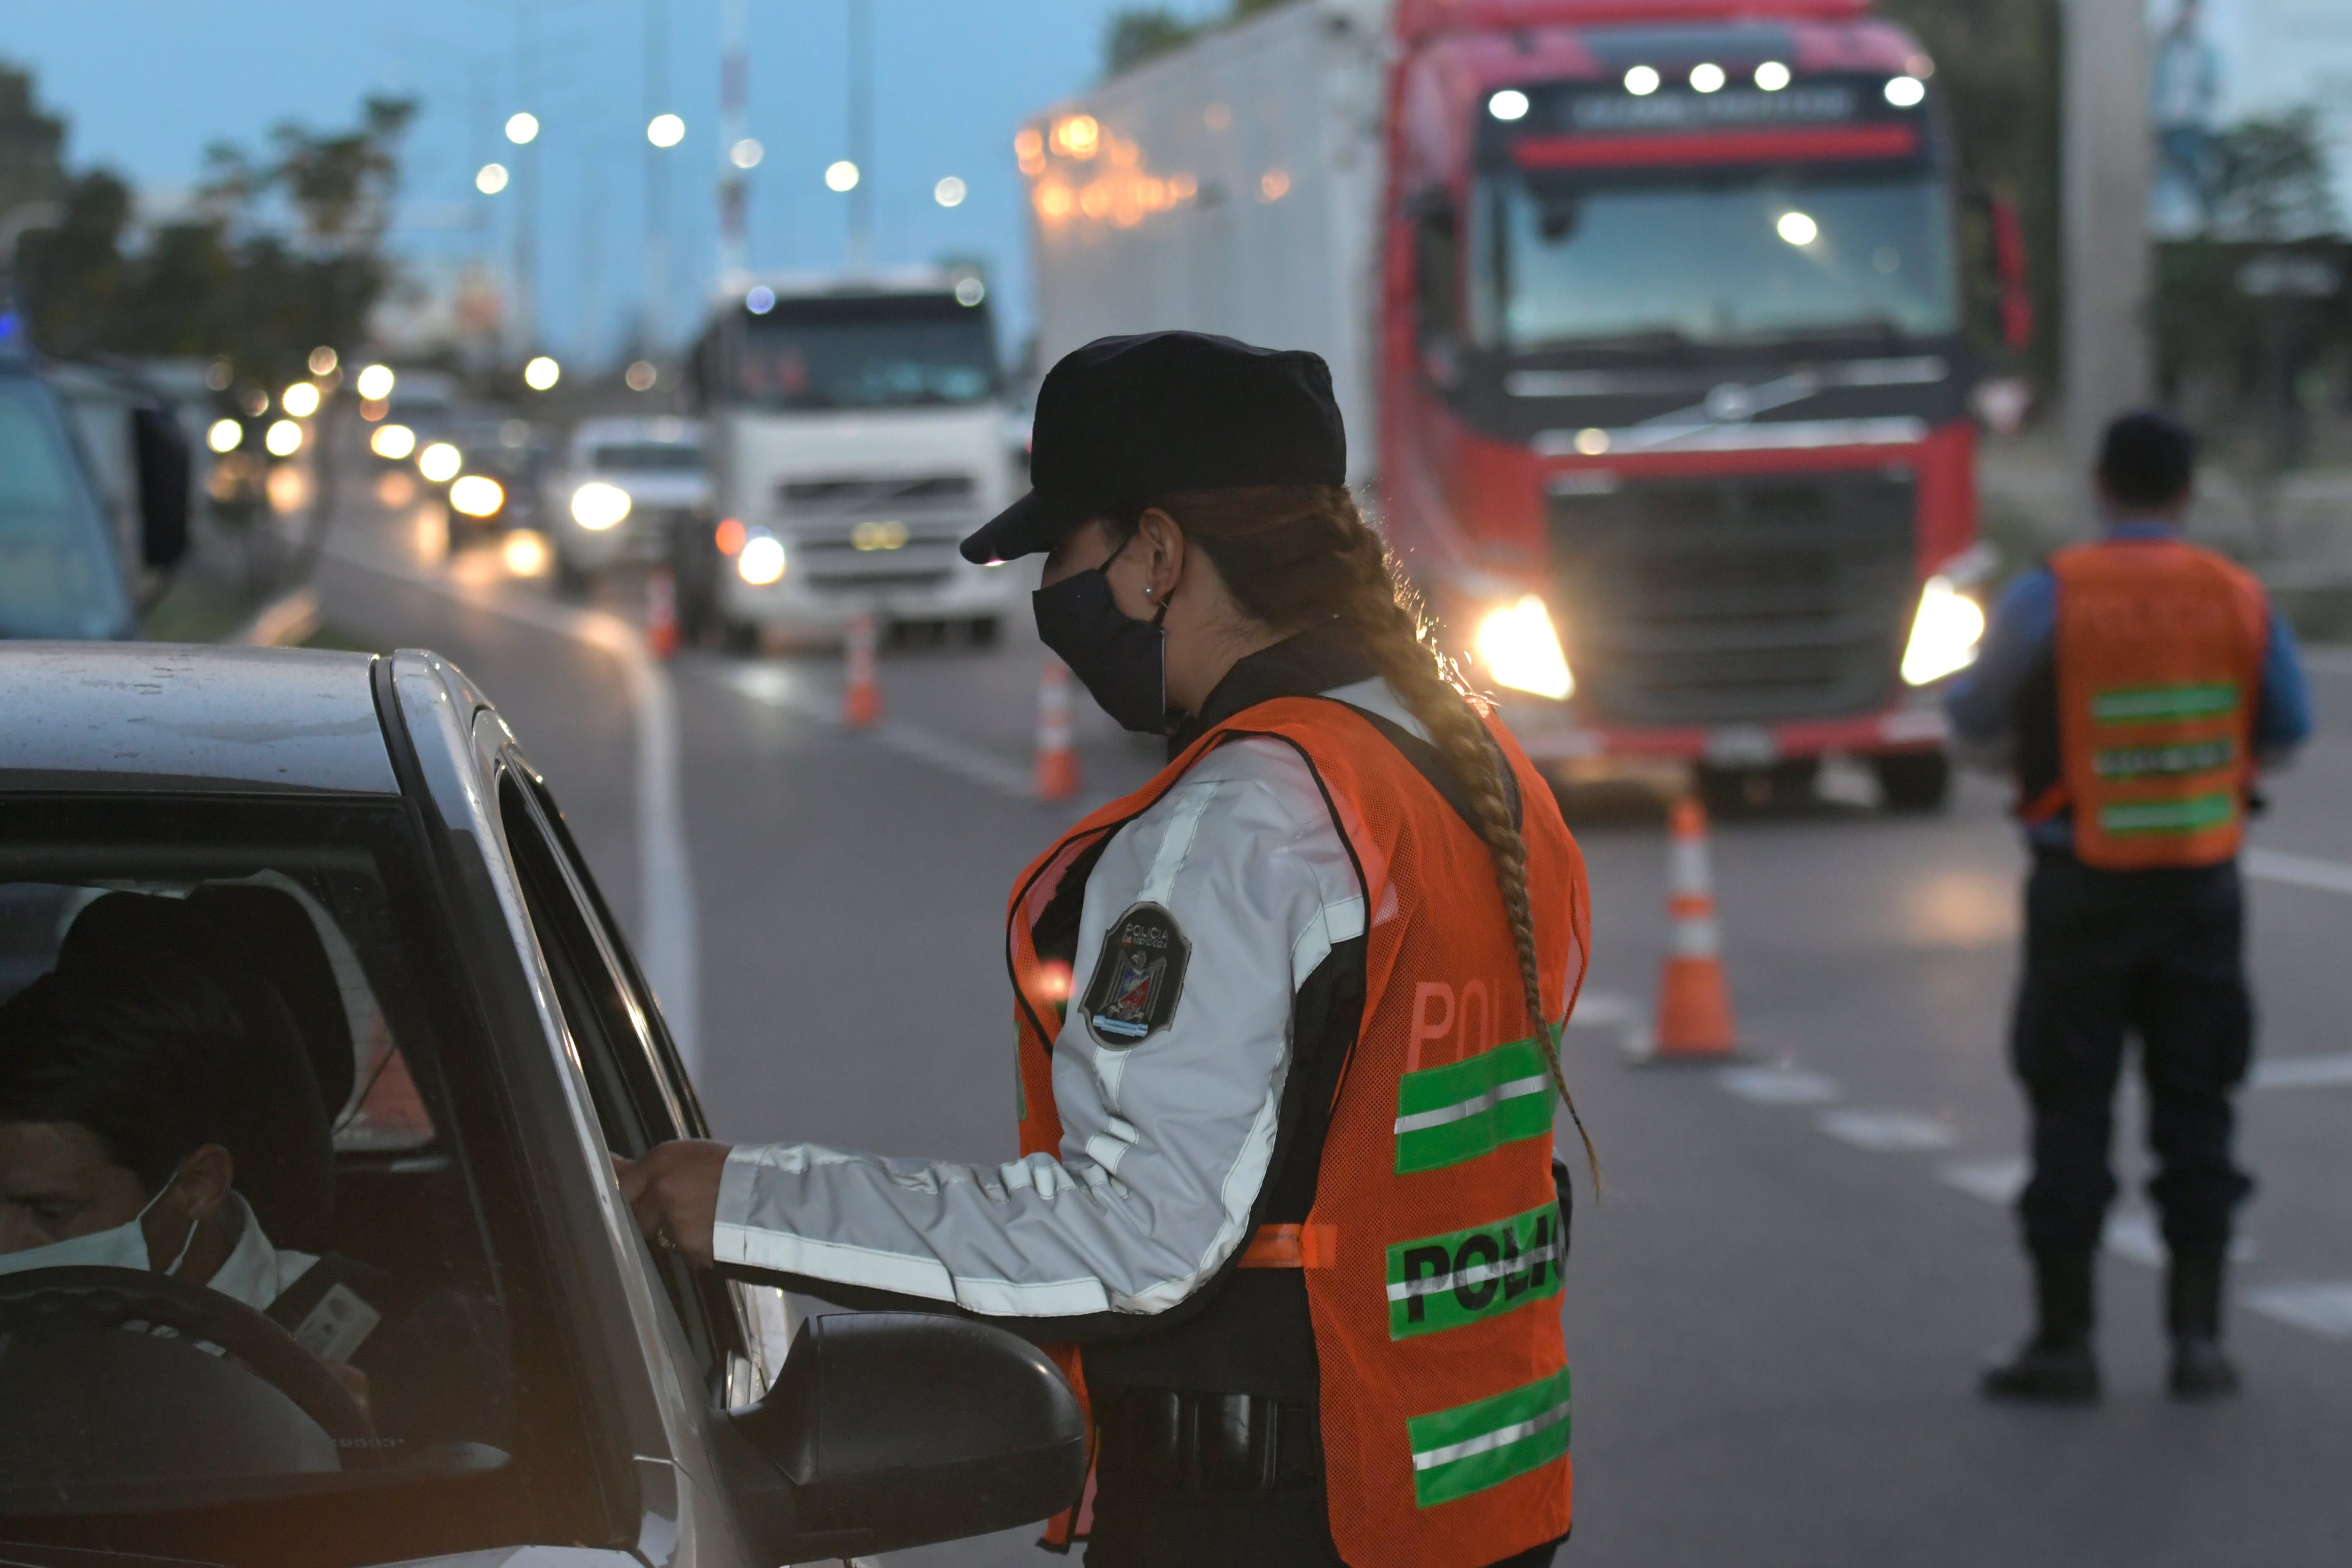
[1945,520,2313,848]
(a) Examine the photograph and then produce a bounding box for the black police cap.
[959,331,1346,564]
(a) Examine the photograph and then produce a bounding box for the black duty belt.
[1095,1385,1322,1497]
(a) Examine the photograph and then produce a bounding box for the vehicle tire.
[966,616,1001,647]
[1875,749,1952,813]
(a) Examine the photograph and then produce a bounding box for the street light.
[524,355,561,391]
[307,346,339,376]
[647,113,685,148]
[625,360,659,392]
[825,160,860,193]
[730,138,763,169]
[354,364,396,402]
[506,112,540,145]
[264,420,303,457]
[477,162,511,194]
[934,175,967,208]
[206,419,242,453]
[280,382,321,418]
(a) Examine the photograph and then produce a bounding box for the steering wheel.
[0,1265,381,1467]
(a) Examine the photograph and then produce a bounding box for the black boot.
[1982,1253,2101,1404]
[2167,1250,2241,1401]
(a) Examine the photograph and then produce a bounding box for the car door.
[490,748,791,1411]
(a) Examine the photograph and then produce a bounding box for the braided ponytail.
[1131,486,1596,1180]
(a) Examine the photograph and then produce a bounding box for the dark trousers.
[2010,850,2255,1264]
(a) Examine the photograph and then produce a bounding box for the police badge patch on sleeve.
[1082,902,1190,1047]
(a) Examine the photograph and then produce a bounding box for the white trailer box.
[1023,0,1389,483]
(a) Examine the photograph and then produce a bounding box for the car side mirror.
[728,1312,1086,1558]
[132,406,192,568]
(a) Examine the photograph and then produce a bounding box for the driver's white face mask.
[0,1165,198,1280]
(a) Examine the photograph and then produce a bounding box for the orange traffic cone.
[843,611,881,728]
[1035,657,1081,802]
[644,565,680,660]
[1648,796,1739,1059]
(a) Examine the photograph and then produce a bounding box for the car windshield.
[1470,164,1960,353]
[0,380,130,640]
[590,442,702,473]
[728,297,998,410]
[0,798,601,1553]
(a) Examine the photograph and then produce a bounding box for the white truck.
[679,270,1027,647]
[1022,0,1388,486]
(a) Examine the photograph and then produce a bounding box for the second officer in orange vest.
[620,333,1593,1566]
[1950,411,2312,1404]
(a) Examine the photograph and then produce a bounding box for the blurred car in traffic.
[0,642,1086,1563]
[547,416,708,589]
[0,338,190,639]
[679,271,1026,648]
[423,418,549,542]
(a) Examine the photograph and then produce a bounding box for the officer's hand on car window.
[612,1140,731,1269]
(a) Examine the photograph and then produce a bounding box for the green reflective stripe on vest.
[1393,1037,1553,1175]
[1408,1369,1572,1509]
[2091,682,2238,724]
[2092,738,2235,779]
[2097,793,2237,836]
[1385,1200,1563,1340]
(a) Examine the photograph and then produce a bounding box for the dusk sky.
[4,0,1224,366]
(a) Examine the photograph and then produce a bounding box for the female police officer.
[620,333,1592,1568]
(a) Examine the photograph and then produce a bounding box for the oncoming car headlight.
[1474,595,1574,700]
[571,480,632,531]
[417,442,462,483]
[1901,574,1986,685]
[448,474,505,518]
[737,532,786,586]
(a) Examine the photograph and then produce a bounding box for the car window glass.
[494,770,740,1385]
[0,797,604,1553]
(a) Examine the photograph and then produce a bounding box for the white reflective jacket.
[712,677,1430,1322]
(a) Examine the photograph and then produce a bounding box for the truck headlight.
[737,532,786,586]
[1474,595,1574,700]
[571,480,632,531]
[1900,574,1986,685]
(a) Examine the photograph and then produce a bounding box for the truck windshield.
[1472,165,1959,353]
[727,296,998,410]
[591,442,702,473]
[0,379,130,640]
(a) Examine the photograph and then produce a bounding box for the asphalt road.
[315,485,2352,1568]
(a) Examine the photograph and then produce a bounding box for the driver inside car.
[0,966,382,1394]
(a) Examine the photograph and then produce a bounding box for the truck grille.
[776,472,975,595]
[1547,469,1917,726]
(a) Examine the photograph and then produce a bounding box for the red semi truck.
[1024,0,2022,809]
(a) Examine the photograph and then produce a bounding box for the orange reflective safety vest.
[2026,540,2269,870]
[1006,696,1591,1568]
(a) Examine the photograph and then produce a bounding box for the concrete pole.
[848,0,874,278]
[2061,0,2155,483]
[645,0,669,354]
[719,0,749,290]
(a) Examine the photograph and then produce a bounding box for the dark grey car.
[0,643,1082,1565]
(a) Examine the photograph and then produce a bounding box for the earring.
[1143,586,1154,598]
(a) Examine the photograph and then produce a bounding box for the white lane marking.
[2102,1210,2257,1265]
[2244,1282,2352,1339]
[1940,1156,2028,1206]
[325,535,701,1073]
[2252,1052,2352,1090]
[719,661,1056,804]
[2245,847,2352,899]
[1819,1108,1956,1152]
[1716,1064,1842,1106]
[1565,989,1653,1057]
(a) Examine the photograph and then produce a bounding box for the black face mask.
[1033,549,1171,734]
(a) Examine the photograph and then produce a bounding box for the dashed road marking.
[2244,1282,2352,1339]
[1819,1108,1956,1153]
[2245,847,2352,899]
[718,661,1065,806]
[2251,1052,2352,1090]
[1939,1156,2027,1206]
[1716,1064,1841,1106]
